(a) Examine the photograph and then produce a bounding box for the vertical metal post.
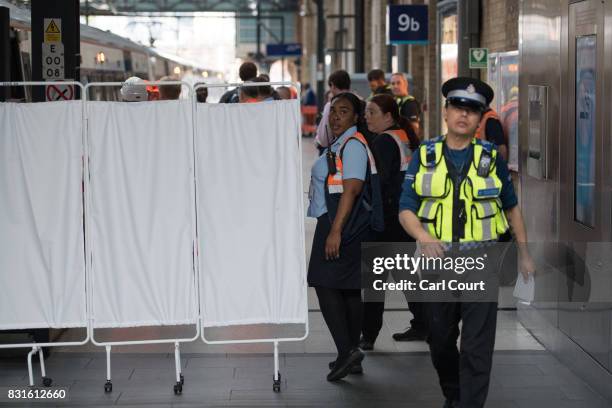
[38,348,47,379]
[354,0,365,72]
[397,45,408,73]
[27,347,37,387]
[386,0,394,72]
[458,0,480,78]
[0,6,10,102]
[316,0,326,112]
[281,17,285,81]
[174,342,181,383]
[105,345,111,382]
[31,0,80,101]
[339,0,344,67]
[273,340,279,380]
[256,1,262,61]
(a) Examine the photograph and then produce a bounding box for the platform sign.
[42,43,64,80]
[386,5,429,45]
[266,43,302,57]
[45,83,74,101]
[469,48,489,69]
[44,18,61,43]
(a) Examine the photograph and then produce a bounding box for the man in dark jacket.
[219,62,258,103]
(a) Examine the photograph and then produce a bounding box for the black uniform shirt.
[484,117,506,147]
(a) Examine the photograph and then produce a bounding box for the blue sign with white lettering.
[387,5,429,45]
[266,43,302,57]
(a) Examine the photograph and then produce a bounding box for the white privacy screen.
[196,100,307,327]
[0,101,86,329]
[87,100,197,328]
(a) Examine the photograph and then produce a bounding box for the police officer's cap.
[442,77,494,112]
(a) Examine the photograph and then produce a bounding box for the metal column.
[386,0,394,72]
[0,6,10,101]
[397,45,408,73]
[354,0,365,72]
[457,0,480,78]
[31,0,80,101]
[316,0,326,112]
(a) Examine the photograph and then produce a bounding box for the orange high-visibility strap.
[475,109,501,140]
[326,132,377,194]
[384,129,411,171]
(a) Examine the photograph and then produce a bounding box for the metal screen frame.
[193,81,309,391]
[0,81,89,387]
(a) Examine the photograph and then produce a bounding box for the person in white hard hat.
[120,76,148,102]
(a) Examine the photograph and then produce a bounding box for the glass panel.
[574,35,596,227]
[440,12,458,135]
[499,53,520,171]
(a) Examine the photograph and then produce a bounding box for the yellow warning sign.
[44,18,61,43]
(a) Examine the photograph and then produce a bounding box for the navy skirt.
[308,214,371,289]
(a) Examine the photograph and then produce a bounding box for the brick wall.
[481,0,519,53]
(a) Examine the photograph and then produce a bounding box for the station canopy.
[80,0,299,14]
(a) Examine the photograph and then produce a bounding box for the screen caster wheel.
[173,382,182,395]
[104,381,112,393]
[272,372,281,393]
[42,377,52,387]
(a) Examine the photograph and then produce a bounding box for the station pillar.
[0,6,10,101]
[31,0,80,101]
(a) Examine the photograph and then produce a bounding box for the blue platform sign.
[266,43,303,57]
[386,5,429,45]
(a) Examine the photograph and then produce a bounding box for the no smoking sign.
[46,84,74,101]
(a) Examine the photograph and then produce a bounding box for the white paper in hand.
[513,274,535,304]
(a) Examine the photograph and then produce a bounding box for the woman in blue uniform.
[307,92,382,381]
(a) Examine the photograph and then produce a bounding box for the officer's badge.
[477,152,492,177]
[467,84,476,94]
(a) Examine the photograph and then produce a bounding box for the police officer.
[398,77,535,408]
[390,72,422,138]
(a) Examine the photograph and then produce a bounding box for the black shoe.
[326,349,365,381]
[328,360,363,374]
[392,327,427,341]
[359,336,374,351]
[443,399,459,408]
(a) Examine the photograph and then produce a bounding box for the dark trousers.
[427,301,498,408]
[315,286,362,357]
[362,300,427,342]
[361,267,427,342]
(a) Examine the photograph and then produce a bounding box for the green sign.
[469,48,489,69]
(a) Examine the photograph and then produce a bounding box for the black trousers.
[362,300,427,342]
[315,286,362,358]
[427,301,498,408]
[361,268,428,342]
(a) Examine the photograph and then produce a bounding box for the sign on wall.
[386,5,429,45]
[469,48,489,69]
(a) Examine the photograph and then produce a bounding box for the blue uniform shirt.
[308,126,368,218]
[399,140,518,214]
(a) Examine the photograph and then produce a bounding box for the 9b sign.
[387,5,429,45]
[42,43,65,80]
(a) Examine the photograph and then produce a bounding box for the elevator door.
[559,0,611,370]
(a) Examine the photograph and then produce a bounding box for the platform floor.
[1,331,610,408]
[1,310,610,407]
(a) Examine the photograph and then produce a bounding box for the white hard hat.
[121,76,148,102]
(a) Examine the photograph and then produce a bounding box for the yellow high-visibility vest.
[413,136,509,242]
